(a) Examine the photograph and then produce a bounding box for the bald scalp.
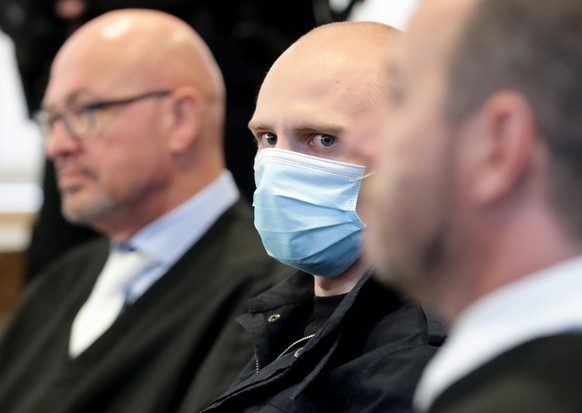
[298,20,399,46]
[53,9,224,98]
[281,21,399,66]
[266,21,400,104]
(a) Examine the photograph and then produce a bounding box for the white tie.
[69,247,151,357]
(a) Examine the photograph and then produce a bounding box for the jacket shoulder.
[431,333,582,413]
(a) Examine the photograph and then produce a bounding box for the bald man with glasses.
[0,9,291,413]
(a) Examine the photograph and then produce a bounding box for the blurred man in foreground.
[368,0,582,411]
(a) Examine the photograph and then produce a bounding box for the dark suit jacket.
[427,333,582,413]
[0,200,292,413]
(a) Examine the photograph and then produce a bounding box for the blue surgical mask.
[253,148,367,278]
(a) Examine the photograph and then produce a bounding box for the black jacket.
[200,272,446,413]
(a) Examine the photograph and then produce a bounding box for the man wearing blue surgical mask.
[198,21,446,413]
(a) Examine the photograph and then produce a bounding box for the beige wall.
[0,212,35,327]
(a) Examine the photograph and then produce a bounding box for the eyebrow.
[295,123,344,136]
[41,89,96,111]
[248,120,345,136]
[247,119,266,132]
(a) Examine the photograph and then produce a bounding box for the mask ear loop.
[349,171,376,182]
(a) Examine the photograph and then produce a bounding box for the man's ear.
[459,91,538,206]
[166,87,203,154]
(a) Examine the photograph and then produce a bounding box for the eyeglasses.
[34,90,172,141]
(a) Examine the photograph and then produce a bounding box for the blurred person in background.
[0,10,291,413]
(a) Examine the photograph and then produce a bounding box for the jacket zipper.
[254,334,316,373]
[276,334,315,360]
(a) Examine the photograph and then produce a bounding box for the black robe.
[428,333,582,413]
[0,200,292,413]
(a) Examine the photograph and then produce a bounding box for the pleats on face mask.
[253,148,367,278]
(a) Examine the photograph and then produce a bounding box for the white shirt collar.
[128,169,239,269]
[415,254,582,411]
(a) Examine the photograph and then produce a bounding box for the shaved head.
[265,21,399,109]
[251,20,399,171]
[251,21,399,166]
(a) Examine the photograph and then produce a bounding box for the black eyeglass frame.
[34,90,172,140]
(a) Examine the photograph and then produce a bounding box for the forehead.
[44,33,149,106]
[252,47,388,130]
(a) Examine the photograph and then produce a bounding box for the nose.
[44,119,82,160]
[272,134,295,151]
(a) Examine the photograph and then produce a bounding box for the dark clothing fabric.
[304,293,346,337]
[428,333,582,413]
[200,272,446,413]
[0,201,292,413]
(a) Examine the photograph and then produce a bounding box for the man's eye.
[314,134,336,148]
[71,104,100,122]
[68,105,100,131]
[79,102,106,115]
[261,132,277,146]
